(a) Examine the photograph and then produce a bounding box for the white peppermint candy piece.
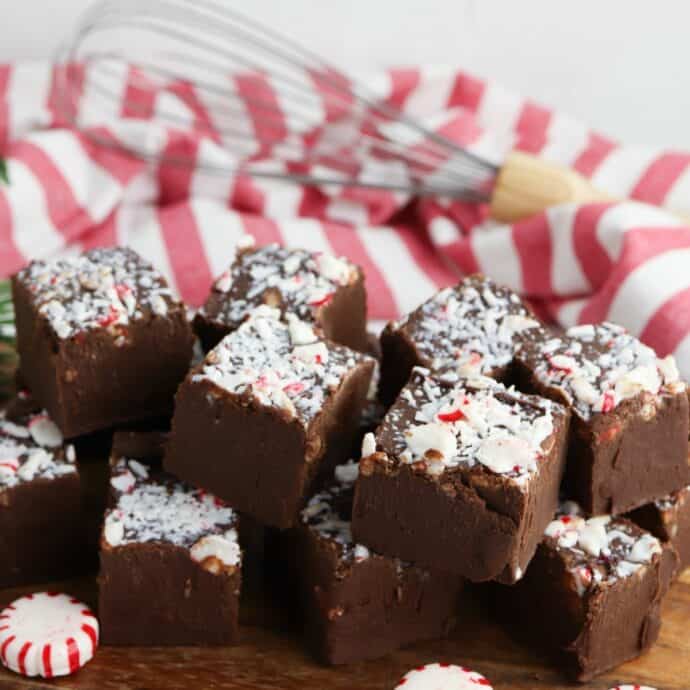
[361,432,376,457]
[394,663,493,689]
[0,420,30,439]
[501,314,540,334]
[405,423,457,463]
[293,342,329,365]
[27,415,63,448]
[103,517,124,546]
[287,315,317,346]
[110,470,136,493]
[16,449,52,482]
[577,516,611,557]
[657,355,679,384]
[316,253,352,285]
[214,270,233,293]
[191,532,241,568]
[0,593,98,678]
[628,533,662,563]
[614,364,661,400]
[334,462,359,484]
[353,544,370,562]
[476,436,532,475]
[236,233,256,250]
[570,376,599,406]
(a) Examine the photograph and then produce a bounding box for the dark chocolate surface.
[379,275,540,402]
[517,322,685,421]
[629,485,690,574]
[12,247,195,437]
[352,370,569,582]
[515,323,690,515]
[195,241,368,352]
[500,500,676,681]
[166,310,374,528]
[0,395,86,587]
[15,247,180,341]
[99,433,242,646]
[292,461,462,664]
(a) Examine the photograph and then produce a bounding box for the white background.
[0,0,687,147]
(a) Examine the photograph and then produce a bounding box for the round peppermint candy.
[395,663,493,689]
[0,593,98,678]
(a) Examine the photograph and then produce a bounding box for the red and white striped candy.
[0,593,98,678]
[395,663,493,689]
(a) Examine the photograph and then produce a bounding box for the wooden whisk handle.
[489,151,612,223]
[490,151,690,224]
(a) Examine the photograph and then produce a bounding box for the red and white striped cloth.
[1,62,690,375]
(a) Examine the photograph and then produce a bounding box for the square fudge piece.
[99,431,242,645]
[515,322,689,514]
[0,394,85,586]
[193,238,368,353]
[352,370,570,583]
[12,247,194,437]
[166,308,375,529]
[501,502,676,681]
[379,275,541,405]
[629,484,690,575]
[287,460,462,665]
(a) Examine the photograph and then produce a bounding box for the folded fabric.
[1,62,689,376]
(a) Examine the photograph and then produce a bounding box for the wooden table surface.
[0,345,688,690]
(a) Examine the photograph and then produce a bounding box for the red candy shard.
[437,409,465,423]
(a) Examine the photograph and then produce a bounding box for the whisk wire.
[58,0,497,201]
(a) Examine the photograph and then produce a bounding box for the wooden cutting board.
[0,573,688,690]
[0,346,688,690]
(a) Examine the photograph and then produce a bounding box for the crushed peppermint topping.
[522,322,685,420]
[18,248,178,340]
[104,458,240,567]
[301,460,370,564]
[198,243,358,331]
[654,484,690,512]
[0,409,76,489]
[392,276,540,382]
[194,309,370,426]
[302,461,421,578]
[378,370,563,486]
[544,502,662,596]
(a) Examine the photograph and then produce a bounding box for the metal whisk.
[56,0,619,222]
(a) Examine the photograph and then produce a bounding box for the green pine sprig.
[0,158,8,186]
[0,280,16,399]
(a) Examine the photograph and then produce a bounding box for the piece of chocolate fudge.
[99,431,242,645]
[515,322,689,515]
[0,394,85,586]
[629,484,690,575]
[194,238,368,353]
[501,502,676,681]
[166,308,375,529]
[287,460,462,664]
[379,275,541,405]
[12,248,194,438]
[352,370,569,583]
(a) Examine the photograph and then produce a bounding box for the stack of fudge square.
[5,238,689,682]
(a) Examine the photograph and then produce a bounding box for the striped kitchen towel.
[1,62,689,375]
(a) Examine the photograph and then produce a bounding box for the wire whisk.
[56,0,498,202]
[59,0,662,223]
